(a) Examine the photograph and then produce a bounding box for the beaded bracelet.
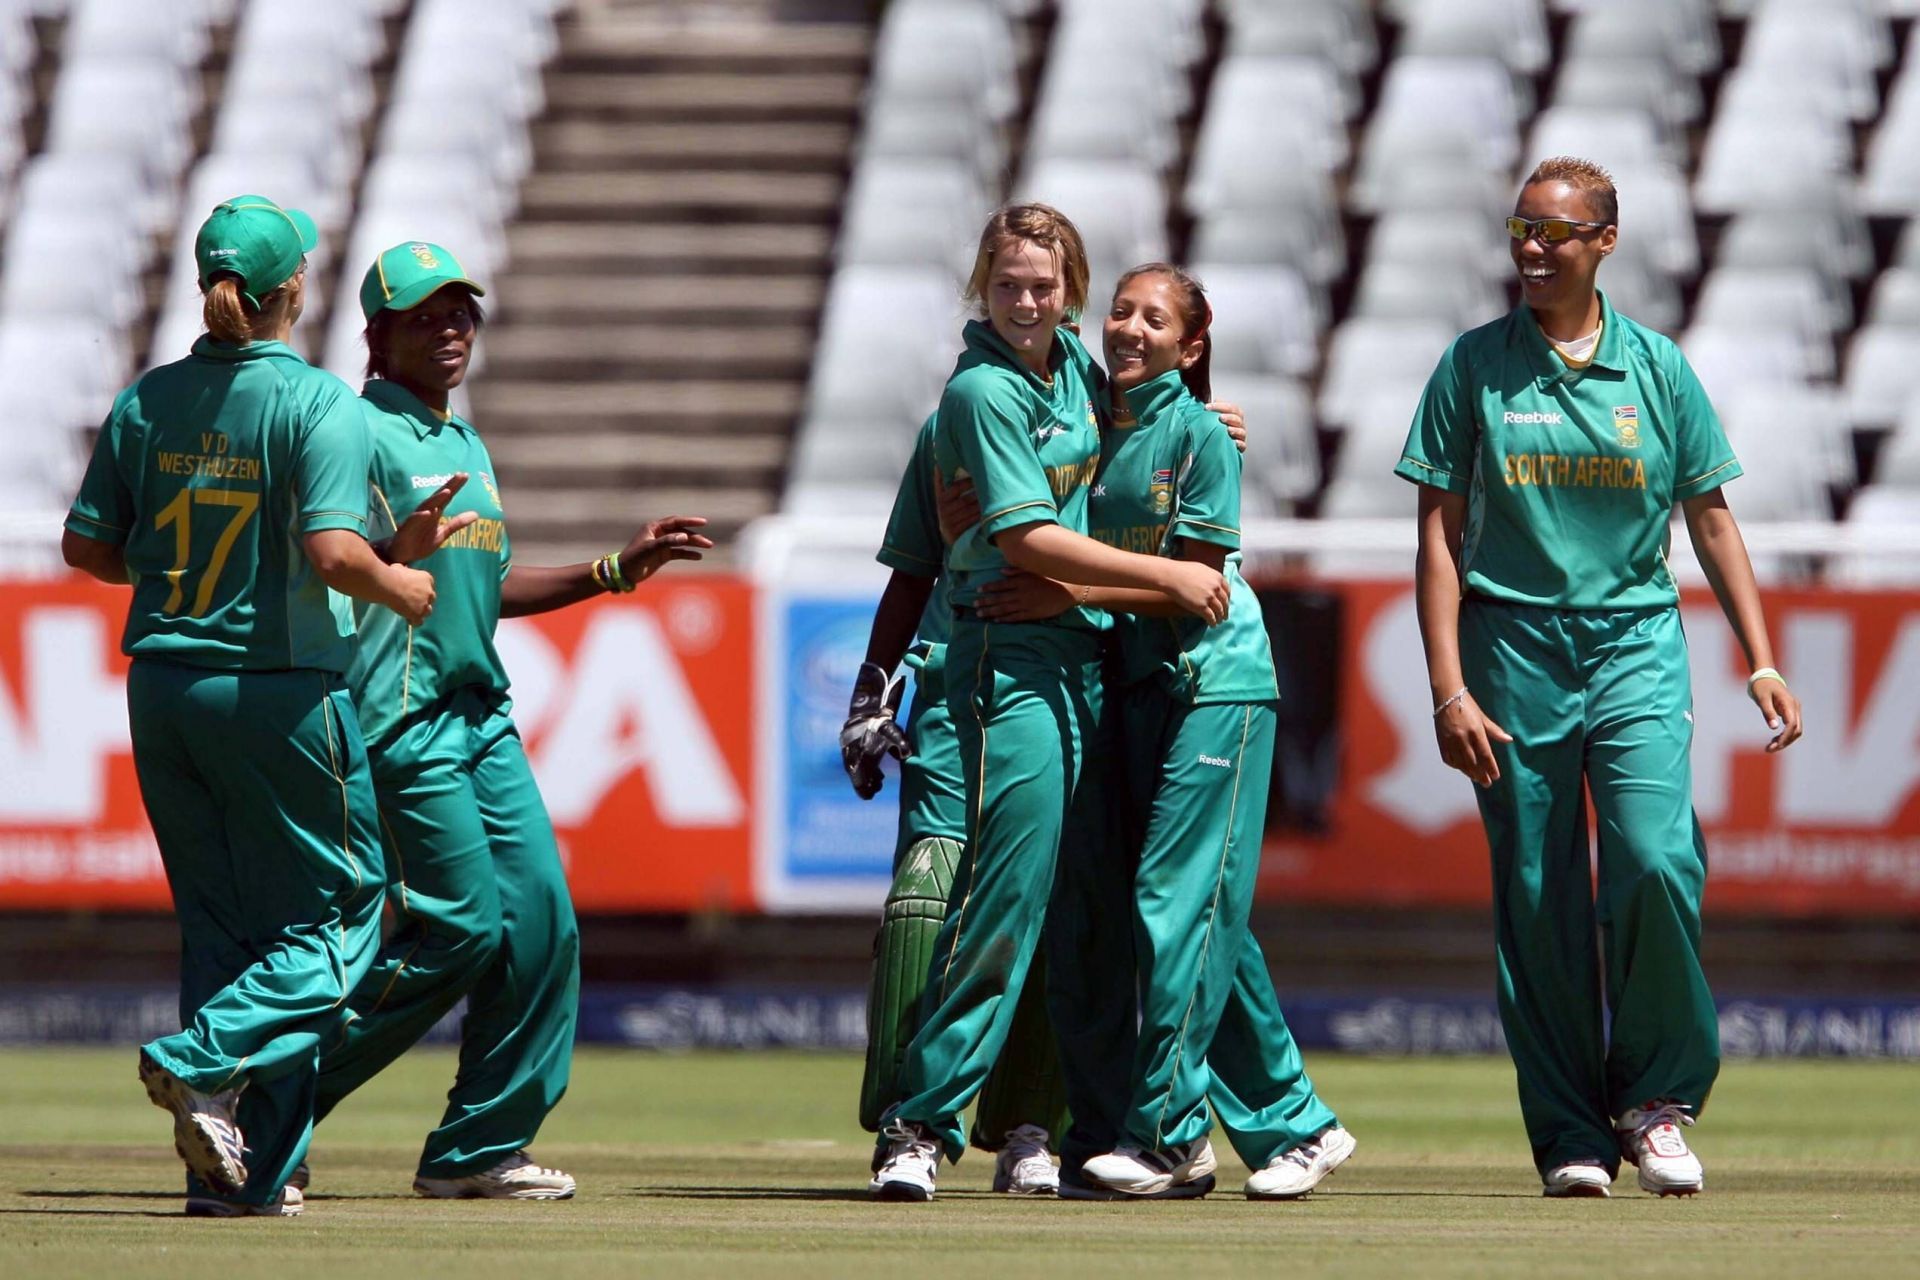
[1433,687,1468,717]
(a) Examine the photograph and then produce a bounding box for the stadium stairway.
[469,0,872,566]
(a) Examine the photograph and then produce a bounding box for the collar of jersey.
[1518,289,1627,383]
[362,376,471,438]
[962,318,1079,392]
[1119,367,1187,428]
[190,336,304,364]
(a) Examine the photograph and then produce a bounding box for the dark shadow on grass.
[22,1189,181,1200]
[633,1185,884,1202]
[0,1207,185,1219]
[1328,1189,1546,1199]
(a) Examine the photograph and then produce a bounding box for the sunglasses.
[1506,216,1610,243]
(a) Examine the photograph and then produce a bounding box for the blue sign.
[781,596,907,881]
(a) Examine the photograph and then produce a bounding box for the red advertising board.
[0,577,757,913]
[1259,582,1920,917]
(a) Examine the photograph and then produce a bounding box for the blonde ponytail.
[202,276,255,344]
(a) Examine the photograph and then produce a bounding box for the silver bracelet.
[1433,686,1468,717]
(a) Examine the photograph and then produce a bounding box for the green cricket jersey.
[65,338,369,672]
[349,378,511,747]
[1090,369,1278,704]
[933,320,1105,630]
[1394,293,1742,609]
[877,413,951,651]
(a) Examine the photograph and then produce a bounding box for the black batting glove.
[840,661,910,799]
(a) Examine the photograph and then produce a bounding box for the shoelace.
[1279,1138,1323,1171]
[1631,1102,1695,1141]
[881,1120,939,1163]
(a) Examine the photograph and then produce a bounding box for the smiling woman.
[302,241,714,1204]
[1393,156,1804,1200]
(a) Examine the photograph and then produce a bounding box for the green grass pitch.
[2,1047,1916,1278]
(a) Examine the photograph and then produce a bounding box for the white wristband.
[1747,667,1785,692]
[1433,687,1468,717]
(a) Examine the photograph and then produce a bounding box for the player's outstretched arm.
[500,515,713,619]
[1681,489,1803,752]
[1415,485,1511,786]
[996,522,1228,623]
[60,530,129,584]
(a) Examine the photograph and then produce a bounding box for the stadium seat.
[1694,109,1851,215]
[1867,269,1920,327]
[61,0,211,67]
[1192,265,1321,379]
[1317,386,1426,521]
[1348,258,1505,333]
[1694,267,1844,342]
[1395,0,1549,78]
[856,99,1009,187]
[1683,325,1829,398]
[1367,210,1509,285]
[44,56,195,205]
[1830,486,1920,586]
[1315,318,1455,433]
[1842,327,1920,430]
[1716,200,1873,291]
[1527,106,1669,175]
[1218,374,1320,506]
[868,0,1018,125]
[1740,0,1890,122]
[838,159,991,275]
[1350,57,1519,213]
[1026,66,1180,172]
[1563,0,1721,77]
[1192,56,1349,176]
[1551,55,1702,145]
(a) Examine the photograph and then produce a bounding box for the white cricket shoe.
[869,1118,941,1201]
[1080,1137,1218,1196]
[992,1123,1059,1195]
[1542,1162,1613,1198]
[414,1151,577,1200]
[186,1186,303,1218]
[1245,1125,1357,1200]
[1618,1101,1704,1196]
[139,1050,247,1197]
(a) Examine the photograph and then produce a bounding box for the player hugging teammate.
[842,205,1353,1202]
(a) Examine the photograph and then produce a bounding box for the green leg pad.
[970,944,1071,1151]
[859,836,962,1133]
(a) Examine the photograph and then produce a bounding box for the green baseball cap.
[359,241,486,319]
[194,195,318,307]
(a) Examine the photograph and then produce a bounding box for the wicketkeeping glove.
[840,661,910,799]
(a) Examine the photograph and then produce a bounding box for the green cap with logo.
[194,195,318,308]
[359,241,486,319]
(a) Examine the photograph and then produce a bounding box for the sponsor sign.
[0,577,757,912]
[1260,584,1920,916]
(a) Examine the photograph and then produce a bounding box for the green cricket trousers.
[130,660,385,1206]
[1049,688,1336,1172]
[1462,598,1718,1177]
[891,618,1100,1162]
[314,687,580,1179]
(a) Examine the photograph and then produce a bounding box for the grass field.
[2,1048,1917,1278]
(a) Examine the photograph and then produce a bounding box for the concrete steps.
[464,5,870,563]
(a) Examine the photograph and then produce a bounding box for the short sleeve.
[877,413,944,577]
[941,375,1057,541]
[1169,412,1242,550]
[1393,337,1476,495]
[295,377,371,535]
[1664,342,1744,500]
[64,408,134,544]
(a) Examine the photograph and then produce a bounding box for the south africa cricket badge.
[1614,405,1641,448]
[1150,468,1173,516]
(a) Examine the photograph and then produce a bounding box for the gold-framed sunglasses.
[1506,216,1610,243]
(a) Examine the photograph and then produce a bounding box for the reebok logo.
[411,473,454,489]
[1503,411,1563,425]
[1198,754,1233,769]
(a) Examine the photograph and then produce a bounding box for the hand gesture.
[386,565,437,627]
[1434,690,1513,787]
[386,472,479,564]
[933,473,981,546]
[1206,400,1248,454]
[840,661,910,799]
[975,568,1077,622]
[1749,674,1803,753]
[620,515,714,585]
[1164,560,1229,624]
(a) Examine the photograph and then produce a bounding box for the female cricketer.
[867,204,1229,1201]
[1395,157,1804,1198]
[61,196,450,1217]
[305,242,712,1200]
[842,411,1071,1197]
[956,265,1352,1200]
